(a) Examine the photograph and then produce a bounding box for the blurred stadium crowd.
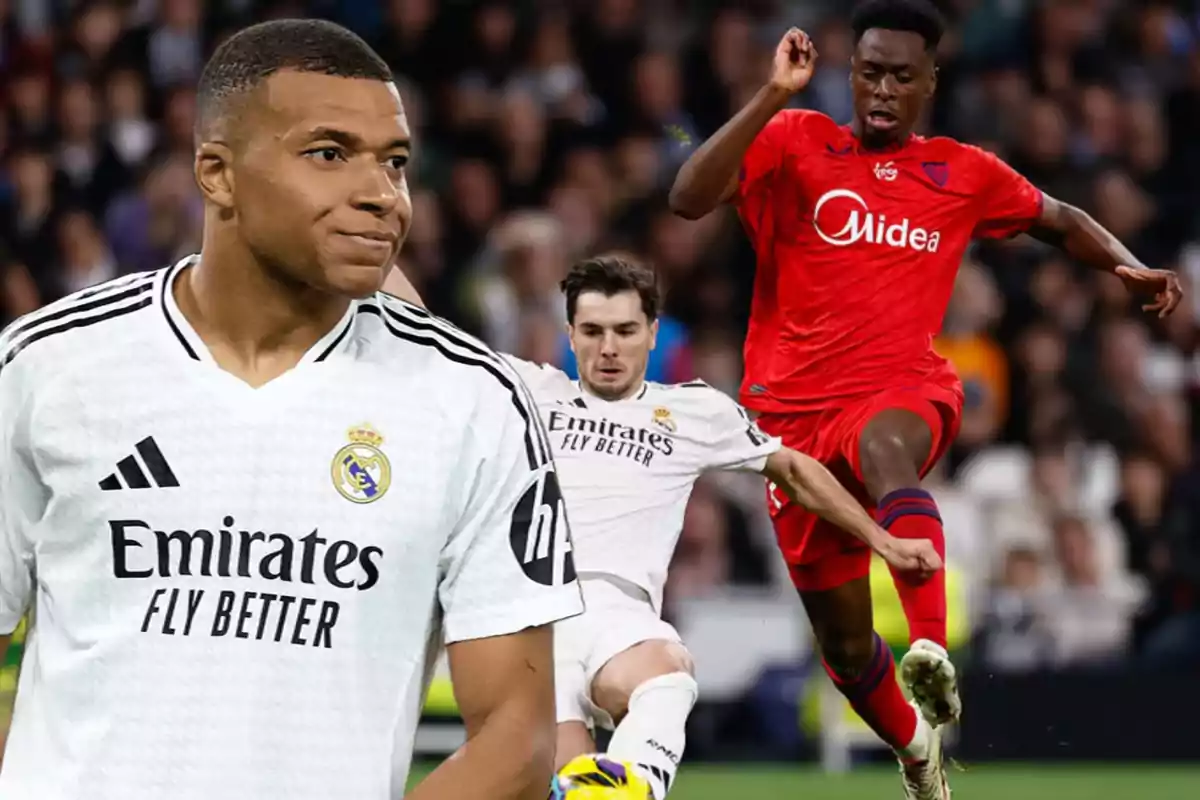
[1,0,1198,673]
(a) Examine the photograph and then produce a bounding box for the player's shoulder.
[358,292,531,405]
[771,108,836,142]
[0,268,161,386]
[914,136,1011,182]
[646,378,741,415]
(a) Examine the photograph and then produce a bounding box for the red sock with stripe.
[822,632,919,751]
[876,488,947,648]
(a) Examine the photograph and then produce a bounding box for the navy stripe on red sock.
[830,633,893,703]
[876,488,942,530]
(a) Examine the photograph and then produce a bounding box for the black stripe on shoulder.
[376,301,554,465]
[679,380,709,389]
[1,295,154,371]
[159,266,199,360]
[358,304,550,470]
[3,274,155,347]
[313,308,358,362]
[377,291,431,318]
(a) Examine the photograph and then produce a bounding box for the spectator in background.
[936,259,1009,470]
[975,545,1055,674]
[1045,515,1141,669]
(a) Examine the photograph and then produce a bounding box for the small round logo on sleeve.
[331,425,392,504]
[509,470,576,586]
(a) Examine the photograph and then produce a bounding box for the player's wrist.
[760,82,798,106]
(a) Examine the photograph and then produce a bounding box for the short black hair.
[849,0,946,52]
[196,19,393,137]
[560,255,660,325]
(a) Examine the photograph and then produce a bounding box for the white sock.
[895,714,932,761]
[605,672,698,799]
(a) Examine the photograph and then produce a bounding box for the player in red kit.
[670,1,1183,797]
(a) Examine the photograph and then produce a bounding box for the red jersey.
[734,109,1043,413]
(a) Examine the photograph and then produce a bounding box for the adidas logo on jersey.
[812,188,941,252]
[99,436,179,491]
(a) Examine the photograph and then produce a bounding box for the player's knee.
[860,428,911,472]
[592,640,694,720]
[818,630,878,678]
[859,430,926,498]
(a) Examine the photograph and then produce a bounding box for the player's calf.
[802,580,929,760]
[592,640,698,799]
[555,721,597,771]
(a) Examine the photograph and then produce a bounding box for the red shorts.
[756,379,963,593]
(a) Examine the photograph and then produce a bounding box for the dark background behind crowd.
[2,0,1199,698]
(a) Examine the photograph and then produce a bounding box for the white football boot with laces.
[899,702,951,800]
[900,639,961,727]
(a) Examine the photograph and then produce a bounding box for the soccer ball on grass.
[551,754,652,799]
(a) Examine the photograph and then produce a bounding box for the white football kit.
[0,258,583,800]
[504,357,781,727]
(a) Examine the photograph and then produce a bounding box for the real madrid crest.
[651,406,677,433]
[332,425,392,504]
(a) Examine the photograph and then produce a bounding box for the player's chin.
[322,262,388,299]
[863,112,903,137]
[590,371,632,397]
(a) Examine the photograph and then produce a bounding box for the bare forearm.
[765,450,886,551]
[1031,200,1145,273]
[406,705,555,800]
[668,85,792,219]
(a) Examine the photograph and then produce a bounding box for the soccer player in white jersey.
[0,20,582,800]
[385,257,941,799]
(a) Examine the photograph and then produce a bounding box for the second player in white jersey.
[504,359,776,614]
[385,255,942,800]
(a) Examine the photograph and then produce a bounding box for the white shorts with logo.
[554,575,683,730]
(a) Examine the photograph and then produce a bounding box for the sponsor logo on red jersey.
[812,188,942,252]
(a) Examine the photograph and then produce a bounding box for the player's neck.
[179,242,352,385]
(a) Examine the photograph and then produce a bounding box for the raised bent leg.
[590,640,697,799]
[858,407,960,727]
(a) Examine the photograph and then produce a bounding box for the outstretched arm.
[761,448,942,577]
[406,627,557,800]
[668,28,816,219]
[1029,195,1182,318]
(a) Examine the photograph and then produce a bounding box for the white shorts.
[554,575,683,730]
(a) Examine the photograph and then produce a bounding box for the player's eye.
[385,155,409,171]
[304,147,346,164]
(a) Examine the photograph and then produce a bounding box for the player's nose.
[350,165,402,216]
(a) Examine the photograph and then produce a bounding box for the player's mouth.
[596,365,623,380]
[338,231,398,253]
[866,110,900,130]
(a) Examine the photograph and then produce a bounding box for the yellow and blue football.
[551,754,652,799]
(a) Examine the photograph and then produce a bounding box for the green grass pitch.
[408,762,1200,799]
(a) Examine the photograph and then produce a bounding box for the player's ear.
[648,318,659,351]
[928,63,939,99]
[564,323,577,355]
[194,141,236,211]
